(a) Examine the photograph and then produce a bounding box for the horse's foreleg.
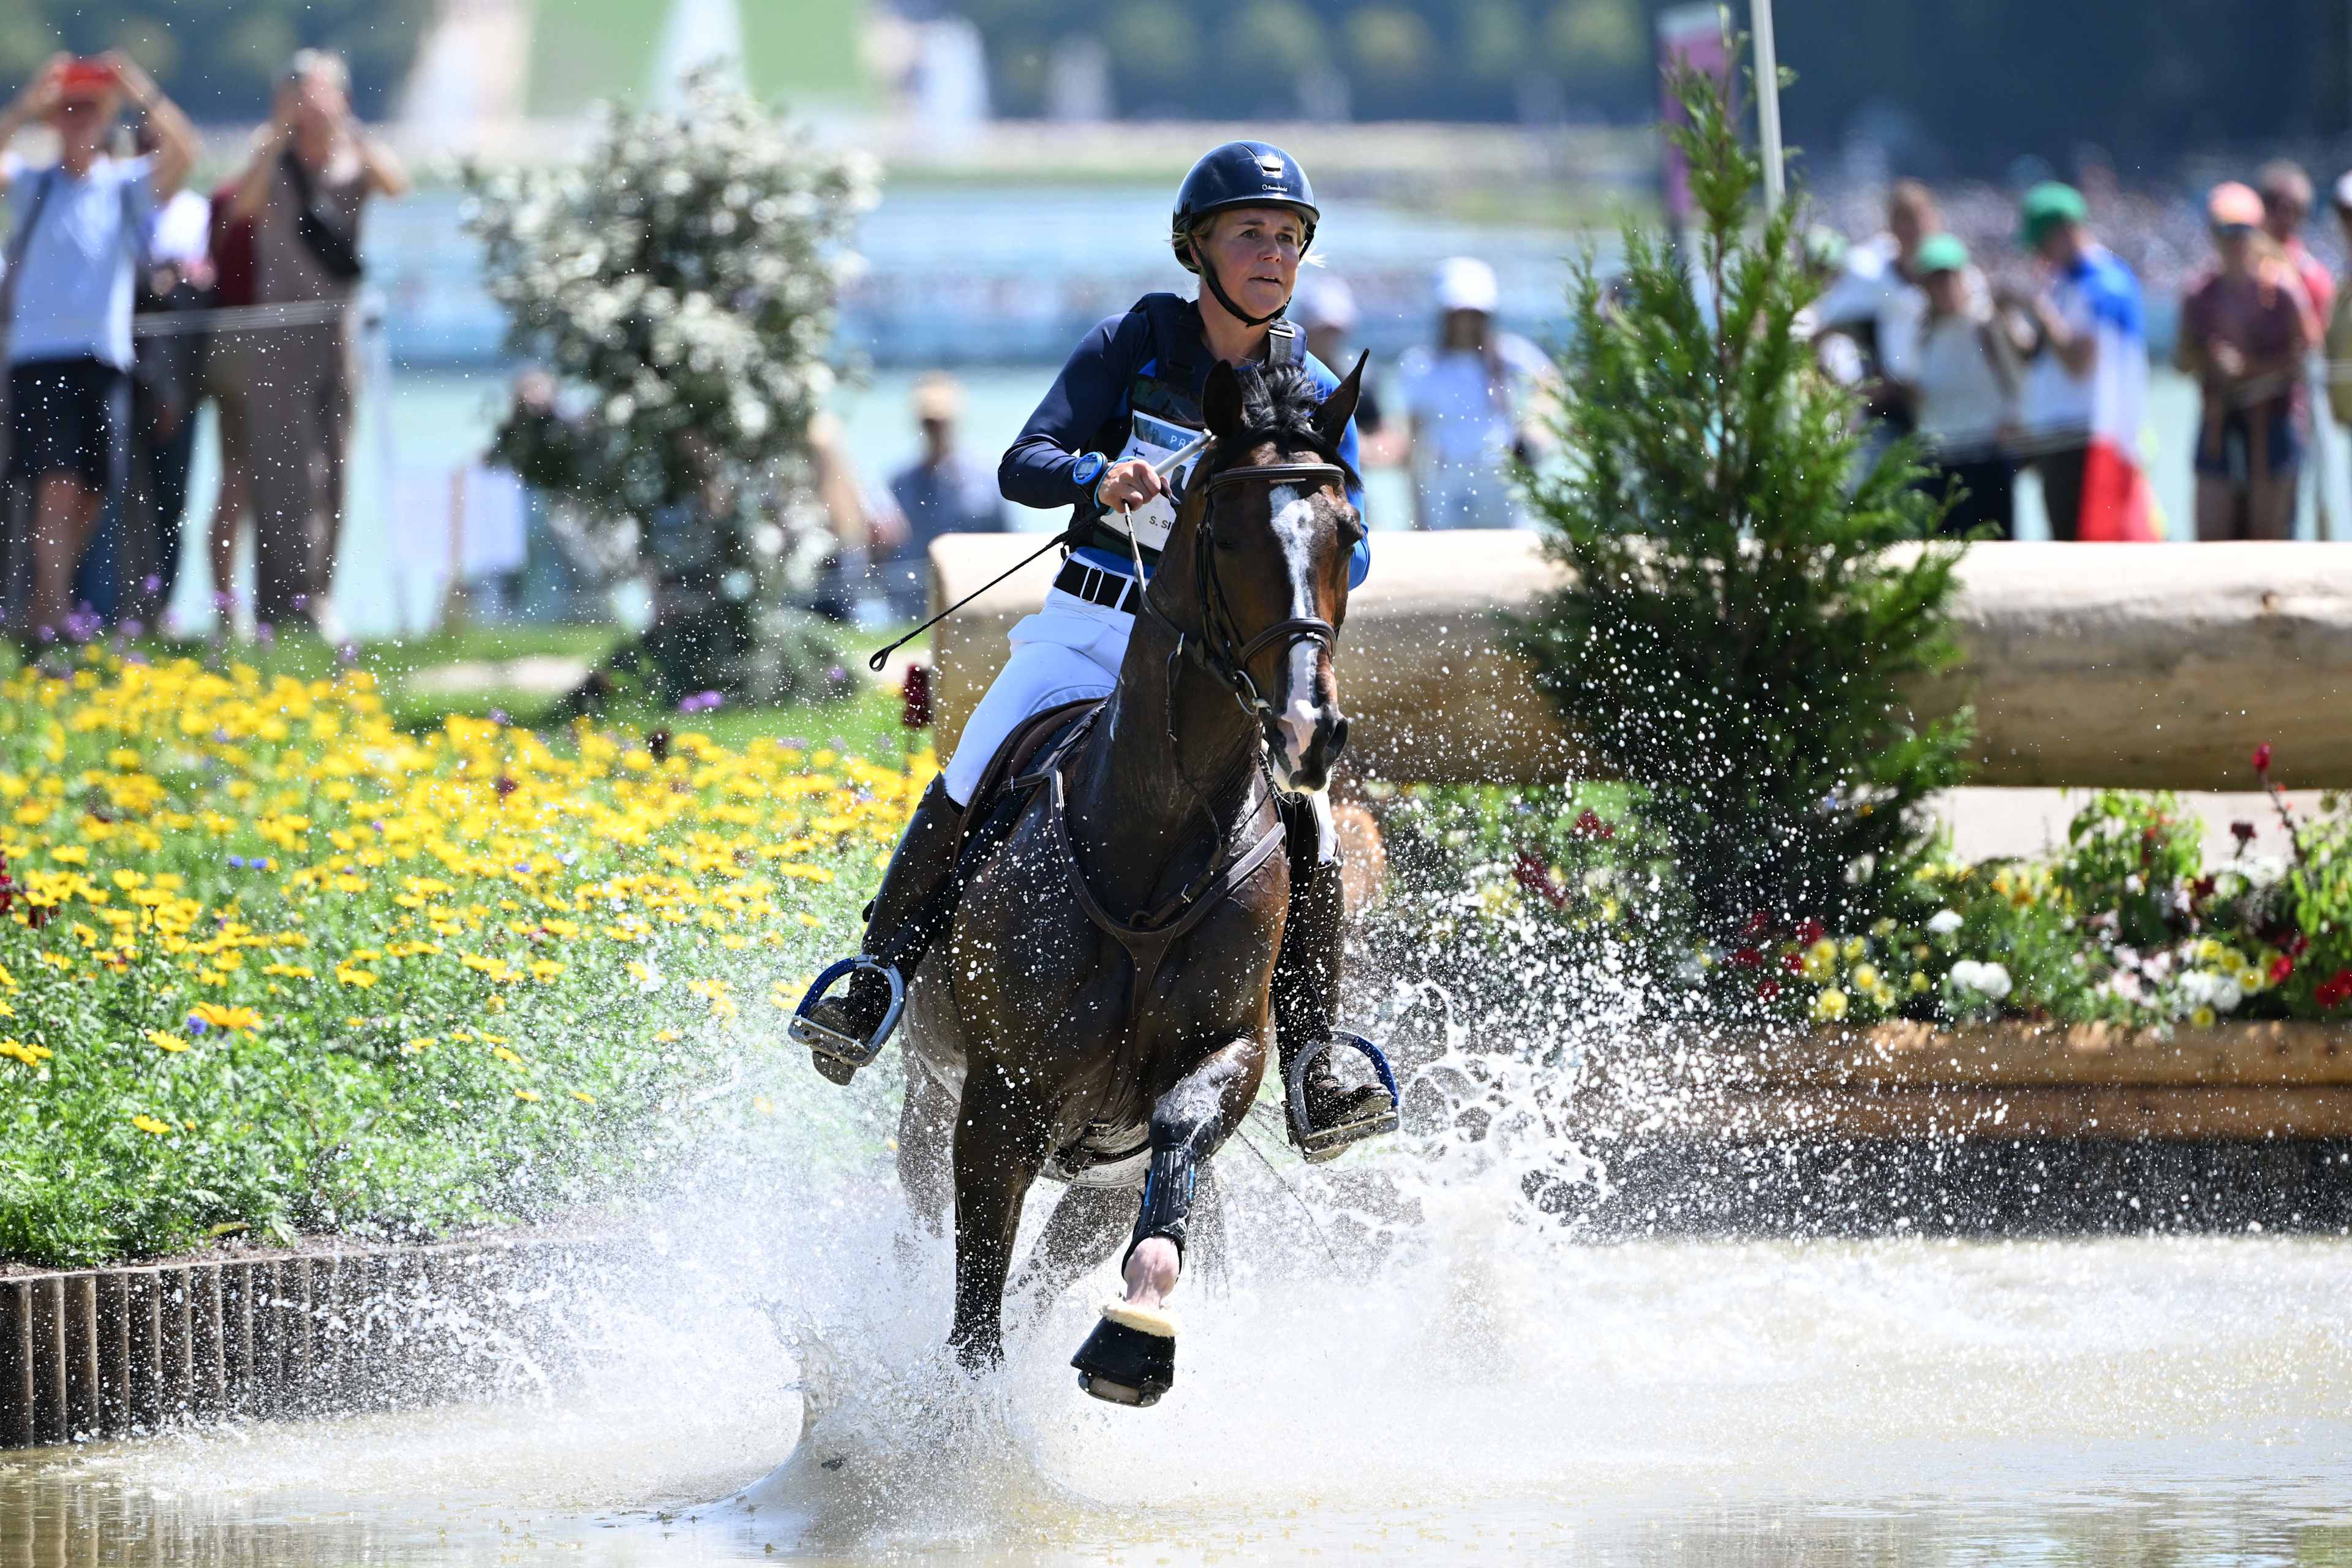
[1009,1182,1133,1309]
[1123,1036,1262,1311]
[1069,1037,1261,1407]
[895,1058,956,1239]
[946,1063,1050,1373]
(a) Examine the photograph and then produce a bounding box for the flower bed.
[0,652,914,1268]
[1370,753,2352,1036]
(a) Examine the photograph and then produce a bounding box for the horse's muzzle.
[1267,699,1347,793]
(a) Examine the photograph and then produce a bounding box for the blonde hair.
[288,48,349,94]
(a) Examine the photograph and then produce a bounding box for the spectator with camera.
[0,53,196,646]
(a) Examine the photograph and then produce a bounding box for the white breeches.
[941,585,1135,807]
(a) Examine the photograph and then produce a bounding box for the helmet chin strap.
[1198,247,1290,330]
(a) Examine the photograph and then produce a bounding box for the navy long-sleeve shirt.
[1000,294,1370,587]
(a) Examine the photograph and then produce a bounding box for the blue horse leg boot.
[1072,1148,1193,1406]
[791,776,964,1083]
[1271,799,1396,1155]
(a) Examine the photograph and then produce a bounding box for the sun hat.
[1433,256,1499,314]
[2207,181,2265,228]
[1911,233,1969,275]
[1294,274,1359,333]
[2016,181,2088,247]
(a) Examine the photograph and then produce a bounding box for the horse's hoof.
[1071,1302,1175,1408]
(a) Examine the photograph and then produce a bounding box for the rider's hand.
[12,55,69,120]
[1096,458,1164,514]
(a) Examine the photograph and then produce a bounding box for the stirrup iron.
[788,956,905,1071]
[1284,1029,1401,1163]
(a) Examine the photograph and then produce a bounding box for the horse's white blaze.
[1265,483,1327,782]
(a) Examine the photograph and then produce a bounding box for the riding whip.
[864,431,1213,673]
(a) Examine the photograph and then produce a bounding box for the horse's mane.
[1207,361,1361,492]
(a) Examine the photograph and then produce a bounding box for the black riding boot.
[798,775,965,1083]
[1272,797,1395,1156]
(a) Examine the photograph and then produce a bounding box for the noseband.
[1127,458,1349,728]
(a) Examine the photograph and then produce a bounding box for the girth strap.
[1046,768,1289,1027]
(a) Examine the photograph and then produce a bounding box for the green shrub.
[1510,48,1973,948]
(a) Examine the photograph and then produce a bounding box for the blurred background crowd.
[1,0,2351,652]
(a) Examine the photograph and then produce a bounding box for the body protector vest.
[1071,295,1307,572]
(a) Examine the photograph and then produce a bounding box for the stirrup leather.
[788,956,905,1071]
[1284,1029,1401,1163]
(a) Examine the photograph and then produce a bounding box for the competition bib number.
[1109,410,1205,553]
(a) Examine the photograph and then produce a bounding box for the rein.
[1123,457,1348,730]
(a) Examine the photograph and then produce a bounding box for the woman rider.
[796,140,1393,1156]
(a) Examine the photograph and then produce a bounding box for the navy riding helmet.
[1170,141,1319,326]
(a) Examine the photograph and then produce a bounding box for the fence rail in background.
[0,1234,617,1451]
[929,533,2352,790]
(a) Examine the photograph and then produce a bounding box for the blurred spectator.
[1807,180,1948,437]
[202,177,257,630]
[0,53,195,644]
[2177,183,2316,542]
[876,372,1001,621]
[2008,182,2153,541]
[2327,173,2352,437]
[1295,274,1403,466]
[227,49,407,633]
[1397,257,1551,530]
[1881,234,2021,536]
[2258,162,2334,325]
[122,117,214,625]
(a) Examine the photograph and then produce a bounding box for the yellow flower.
[753,1095,775,1115]
[48,845,87,864]
[1910,971,1931,993]
[527,959,562,982]
[335,966,378,988]
[146,1030,190,1054]
[1850,963,1880,992]
[0,1038,52,1066]
[190,1002,261,1033]
[492,1045,524,1068]
[1812,987,1850,1022]
[653,1028,682,1044]
[2190,1005,2217,1028]
[513,1088,541,1102]
[570,1089,597,1105]
[1802,940,1838,982]
[130,1113,172,1136]
[403,1036,437,1053]
[1840,937,1867,960]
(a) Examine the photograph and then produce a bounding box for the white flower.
[2179,970,2245,1014]
[2244,855,2290,890]
[1926,910,1963,935]
[1949,960,2012,1001]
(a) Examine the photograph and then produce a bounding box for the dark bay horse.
[891,355,1366,1404]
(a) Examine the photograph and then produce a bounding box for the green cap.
[1912,233,1969,275]
[2017,181,2087,247]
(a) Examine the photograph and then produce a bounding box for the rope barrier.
[130,298,356,337]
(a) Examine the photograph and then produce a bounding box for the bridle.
[1122,455,1351,731]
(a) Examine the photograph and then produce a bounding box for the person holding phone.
[225,50,407,633]
[0,53,196,646]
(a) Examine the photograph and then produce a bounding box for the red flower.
[1742,910,1773,937]
[2190,876,2217,902]
[2287,932,2311,959]
[2318,969,2352,1011]
[1512,850,1568,909]
[494,775,518,799]
[2231,821,2257,846]
[1756,979,1782,1001]
[2253,742,2274,774]
[2271,955,2296,985]
[902,663,934,731]
[1779,951,1806,973]
[1795,919,1826,946]
[1730,946,1763,970]
[1571,808,1616,841]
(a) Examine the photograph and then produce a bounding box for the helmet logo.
[1257,154,1285,179]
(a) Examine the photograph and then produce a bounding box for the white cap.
[1433,255,1499,314]
[2333,170,2352,211]
[1295,274,1359,333]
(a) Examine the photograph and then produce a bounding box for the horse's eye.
[1338,513,1366,546]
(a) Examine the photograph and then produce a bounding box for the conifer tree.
[1512,50,1974,943]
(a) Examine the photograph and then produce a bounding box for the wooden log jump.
[927,535,2352,790]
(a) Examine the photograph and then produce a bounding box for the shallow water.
[7,1221,2352,1564]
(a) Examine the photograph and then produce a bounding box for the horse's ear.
[1202,360,1246,439]
[1314,352,1368,452]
